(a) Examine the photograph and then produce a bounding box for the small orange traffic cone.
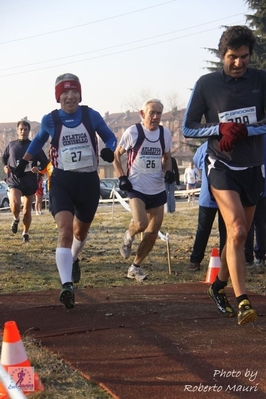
[202,248,221,284]
[0,321,44,398]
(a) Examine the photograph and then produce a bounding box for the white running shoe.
[120,230,135,259]
[127,265,148,282]
[254,258,264,267]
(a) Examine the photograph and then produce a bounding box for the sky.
[1,0,251,123]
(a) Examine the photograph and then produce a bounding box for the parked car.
[0,180,8,191]
[100,178,128,198]
[0,182,10,208]
[100,181,113,199]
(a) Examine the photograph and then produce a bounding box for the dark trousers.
[190,206,226,263]
[165,182,176,213]
[245,197,266,262]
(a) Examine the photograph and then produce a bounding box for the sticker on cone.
[202,248,221,284]
[0,321,44,398]
[0,363,26,399]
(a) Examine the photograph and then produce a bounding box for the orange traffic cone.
[202,248,221,284]
[0,321,44,398]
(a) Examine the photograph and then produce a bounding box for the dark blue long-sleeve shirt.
[182,68,266,167]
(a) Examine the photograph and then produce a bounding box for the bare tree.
[122,88,183,112]
[164,90,184,112]
[122,88,153,111]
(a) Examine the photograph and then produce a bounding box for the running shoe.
[72,259,81,283]
[253,258,265,274]
[60,282,75,309]
[120,230,135,259]
[11,219,19,234]
[22,233,29,243]
[237,299,258,325]
[127,265,148,282]
[208,286,234,317]
[254,258,264,267]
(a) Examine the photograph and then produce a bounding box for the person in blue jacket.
[187,142,226,271]
[14,73,117,309]
[245,136,266,268]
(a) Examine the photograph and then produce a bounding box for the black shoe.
[22,233,29,243]
[72,259,81,283]
[245,261,254,267]
[208,286,234,317]
[238,299,258,325]
[11,219,19,234]
[60,282,75,309]
[187,261,200,272]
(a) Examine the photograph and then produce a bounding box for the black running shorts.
[50,169,100,223]
[127,189,167,209]
[208,160,264,207]
[9,174,38,197]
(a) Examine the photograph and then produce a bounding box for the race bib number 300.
[218,106,257,124]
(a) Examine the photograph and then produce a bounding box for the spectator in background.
[245,136,266,269]
[35,173,44,215]
[40,160,54,212]
[183,161,200,204]
[165,156,180,213]
[187,142,226,271]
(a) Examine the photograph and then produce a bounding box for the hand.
[3,165,11,175]
[14,159,29,178]
[164,170,176,183]
[119,176,133,191]
[100,148,114,163]
[219,122,248,140]
[219,135,236,152]
[31,166,39,174]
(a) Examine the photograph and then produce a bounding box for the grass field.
[0,198,265,398]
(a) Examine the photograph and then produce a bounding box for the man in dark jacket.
[2,120,48,243]
[182,26,266,325]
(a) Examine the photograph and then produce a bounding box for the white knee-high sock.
[71,236,87,261]
[56,248,72,285]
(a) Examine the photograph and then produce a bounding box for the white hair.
[141,98,164,112]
